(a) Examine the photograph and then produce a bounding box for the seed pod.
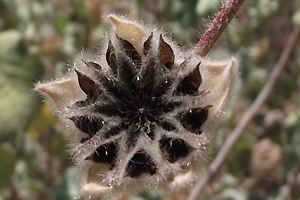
[35,14,238,197]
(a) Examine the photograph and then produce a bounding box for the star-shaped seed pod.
[35,15,238,197]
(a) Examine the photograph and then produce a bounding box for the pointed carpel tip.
[74,69,83,78]
[159,34,163,41]
[159,34,169,44]
[74,69,83,80]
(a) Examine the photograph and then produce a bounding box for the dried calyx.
[35,15,238,196]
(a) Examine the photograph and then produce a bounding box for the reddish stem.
[188,25,300,200]
[194,0,245,56]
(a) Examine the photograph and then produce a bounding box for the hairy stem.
[194,0,245,56]
[188,25,300,200]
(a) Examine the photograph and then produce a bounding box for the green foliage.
[0,144,16,189]
[226,134,256,174]
[283,109,300,172]
[0,30,44,138]
[196,0,220,16]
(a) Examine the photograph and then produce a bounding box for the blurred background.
[0,0,300,199]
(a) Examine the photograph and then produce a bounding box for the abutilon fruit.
[35,15,238,197]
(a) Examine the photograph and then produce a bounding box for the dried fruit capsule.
[35,14,238,197]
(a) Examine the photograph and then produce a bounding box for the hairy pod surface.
[35,15,238,197]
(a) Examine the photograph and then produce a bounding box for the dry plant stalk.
[194,0,245,56]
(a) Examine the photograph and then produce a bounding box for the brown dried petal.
[177,62,202,95]
[117,36,141,65]
[75,69,96,97]
[106,40,117,71]
[159,34,174,69]
[70,115,103,136]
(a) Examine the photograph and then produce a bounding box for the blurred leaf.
[217,173,239,191]
[293,8,300,25]
[0,85,36,136]
[196,0,219,16]
[246,68,267,101]
[54,14,69,33]
[0,30,44,137]
[52,167,80,200]
[257,0,279,17]
[0,143,16,189]
[248,0,279,28]
[0,0,18,29]
[27,105,57,140]
[212,188,247,200]
[226,134,256,174]
[282,109,300,172]
[65,167,80,199]
[137,191,161,200]
[248,191,266,200]
[0,30,27,59]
